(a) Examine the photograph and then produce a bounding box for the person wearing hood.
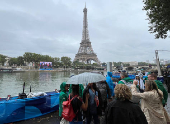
[68,75,84,98]
[148,73,168,107]
[118,72,133,86]
[118,72,140,104]
[69,84,84,98]
[59,82,69,120]
[106,72,115,97]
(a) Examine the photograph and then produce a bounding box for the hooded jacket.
[69,84,84,98]
[96,81,112,102]
[59,82,68,117]
[106,72,114,96]
[118,77,133,85]
[154,80,168,106]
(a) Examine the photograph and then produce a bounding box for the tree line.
[0,53,158,69]
[0,52,102,69]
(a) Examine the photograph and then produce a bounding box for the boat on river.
[0,91,59,124]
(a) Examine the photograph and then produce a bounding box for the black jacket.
[83,85,103,117]
[105,99,148,124]
[96,81,112,102]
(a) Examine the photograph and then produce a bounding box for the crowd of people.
[59,71,170,124]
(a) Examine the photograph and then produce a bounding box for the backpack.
[94,91,99,107]
[62,94,78,122]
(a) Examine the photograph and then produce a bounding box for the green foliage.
[123,63,130,67]
[23,52,54,64]
[113,62,122,67]
[53,57,61,68]
[138,62,149,66]
[61,56,72,67]
[101,62,107,67]
[0,54,7,65]
[23,52,32,63]
[17,56,24,66]
[9,58,18,66]
[92,63,99,66]
[143,0,170,39]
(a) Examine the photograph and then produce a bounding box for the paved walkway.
[14,111,60,124]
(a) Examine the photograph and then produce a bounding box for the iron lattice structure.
[74,6,100,64]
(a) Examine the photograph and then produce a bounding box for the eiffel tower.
[74,5,100,64]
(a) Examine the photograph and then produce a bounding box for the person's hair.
[120,72,128,78]
[145,80,162,100]
[71,84,79,96]
[114,84,132,101]
[87,83,98,91]
[150,73,157,79]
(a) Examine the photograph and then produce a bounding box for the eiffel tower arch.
[74,5,100,65]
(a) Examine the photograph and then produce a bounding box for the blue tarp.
[112,74,136,80]
[0,92,59,124]
[157,76,164,83]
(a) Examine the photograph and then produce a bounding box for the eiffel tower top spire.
[82,4,89,42]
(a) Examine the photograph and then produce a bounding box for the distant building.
[160,59,164,65]
[153,59,157,64]
[164,59,168,65]
[167,60,170,64]
[123,61,138,66]
[146,60,149,63]
[4,57,11,66]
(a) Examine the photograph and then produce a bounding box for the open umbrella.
[66,72,106,84]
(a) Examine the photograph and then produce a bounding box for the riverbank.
[0,66,106,72]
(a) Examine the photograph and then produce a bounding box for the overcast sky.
[0,0,169,63]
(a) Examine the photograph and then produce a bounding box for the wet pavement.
[13,84,170,124]
[14,111,60,124]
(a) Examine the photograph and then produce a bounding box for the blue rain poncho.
[106,72,115,96]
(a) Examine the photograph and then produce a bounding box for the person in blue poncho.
[106,72,115,97]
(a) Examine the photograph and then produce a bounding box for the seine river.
[0,71,82,98]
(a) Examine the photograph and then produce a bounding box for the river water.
[0,71,82,98]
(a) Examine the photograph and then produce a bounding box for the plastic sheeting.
[0,92,59,124]
[112,74,136,80]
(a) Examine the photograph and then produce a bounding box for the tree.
[113,62,122,67]
[23,52,33,63]
[143,0,170,39]
[17,56,24,66]
[0,54,7,65]
[9,58,18,66]
[61,56,72,68]
[53,57,61,68]
[123,63,130,67]
[138,62,149,66]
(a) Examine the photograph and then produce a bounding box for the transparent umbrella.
[66,72,106,84]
